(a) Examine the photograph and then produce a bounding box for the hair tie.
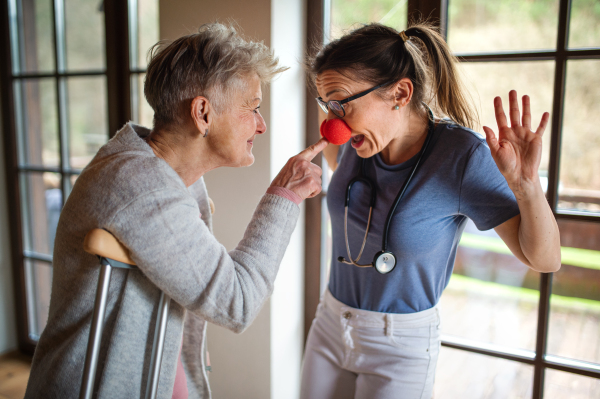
[399,30,409,43]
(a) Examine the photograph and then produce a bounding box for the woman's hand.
[483,90,549,200]
[270,138,329,200]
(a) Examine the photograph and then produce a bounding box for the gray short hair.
[144,23,288,127]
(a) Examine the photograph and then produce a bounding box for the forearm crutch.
[80,229,171,399]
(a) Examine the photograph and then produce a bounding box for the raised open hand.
[483,90,549,199]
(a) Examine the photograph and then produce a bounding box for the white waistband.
[322,289,438,329]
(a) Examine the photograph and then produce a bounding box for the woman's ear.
[393,78,414,108]
[190,96,212,134]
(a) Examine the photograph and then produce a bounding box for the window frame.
[305,1,600,398]
[443,0,600,395]
[304,0,326,345]
[0,0,134,354]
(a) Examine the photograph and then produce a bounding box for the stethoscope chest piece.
[373,251,396,274]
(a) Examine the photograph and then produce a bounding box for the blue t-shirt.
[327,121,520,314]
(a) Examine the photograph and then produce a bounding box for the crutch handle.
[209,197,215,215]
[84,229,136,266]
[81,229,168,399]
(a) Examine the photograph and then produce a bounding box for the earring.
[203,128,208,138]
[393,105,400,110]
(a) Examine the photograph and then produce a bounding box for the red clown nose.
[320,119,352,145]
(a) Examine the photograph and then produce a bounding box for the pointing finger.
[298,138,329,162]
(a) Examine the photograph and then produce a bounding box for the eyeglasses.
[315,82,389,118]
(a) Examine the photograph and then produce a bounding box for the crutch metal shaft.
[81,229,171,399]
[145,293,171,399]
[80,260,113,399]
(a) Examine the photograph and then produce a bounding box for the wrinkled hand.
[270,138,329,200]
[483,90,549,199]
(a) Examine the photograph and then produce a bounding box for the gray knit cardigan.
[24,123,300,398]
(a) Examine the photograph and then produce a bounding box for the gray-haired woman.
[25,23,327,399]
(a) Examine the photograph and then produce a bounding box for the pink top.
[266,186,303,205]
[172,187,300,398]
[171,348,188,399]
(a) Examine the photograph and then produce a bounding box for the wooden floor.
[0,352,31,399]
[433,283,600,399]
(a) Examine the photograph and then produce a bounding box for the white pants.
[300,289,441,399]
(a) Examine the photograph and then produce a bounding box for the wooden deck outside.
[433,282,600,399]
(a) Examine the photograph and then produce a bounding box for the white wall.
[269,0,306,397]
[0,96,18,354]
[160,1,306,398]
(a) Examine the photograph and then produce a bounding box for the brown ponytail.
[309,21,478,130]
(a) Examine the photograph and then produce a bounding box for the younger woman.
[300,22,560,399]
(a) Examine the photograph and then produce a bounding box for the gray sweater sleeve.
[107,190,299,333]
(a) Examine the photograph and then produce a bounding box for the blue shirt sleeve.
[458,142,520,230]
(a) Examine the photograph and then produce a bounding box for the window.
[129,0,158,128]
[305,1,600,398]
[0,0,158,353]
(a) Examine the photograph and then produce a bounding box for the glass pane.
[136,0,159,69]
[70,173,79,187]
[460,61,554,192]
[544,369,600,399]
[568,0,600,49]
[131,73,154,127]
[547,219,600,365]
[24,260,53,339]
[447,0,559,53]
[9,0,55,74]
[320,195,332,295]
[20,172,62,255]
[330,0,407,40]
[558,60,600,214]
[61,173,79,201]
[16,78,59,167]
[433,346,534,398]
[320,115,334,295]
[67,76,108,169]
[439,220,540,350]
[65,0,105,70]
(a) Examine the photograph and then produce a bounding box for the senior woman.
[25,23,326,399]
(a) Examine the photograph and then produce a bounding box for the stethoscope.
[338,105,436,274]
